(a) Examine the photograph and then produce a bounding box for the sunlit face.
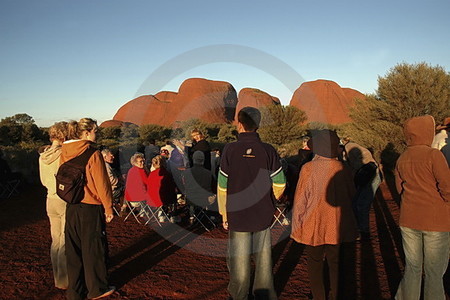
[103,152,114,164]
[191,132,203,142]
[85,127,98,142]
[134,157,145,168]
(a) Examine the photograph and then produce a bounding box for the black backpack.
[56,147,96,204]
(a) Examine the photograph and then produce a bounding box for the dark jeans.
[353,171,382,233]
[65,203,110,300]
[306,244,340,300]
[227,228,277,300]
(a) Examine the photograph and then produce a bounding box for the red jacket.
[125,166,149,202]
[146,167,177,207]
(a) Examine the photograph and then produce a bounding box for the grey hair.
[130,152,145,166]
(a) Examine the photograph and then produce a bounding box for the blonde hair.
[151,155,166,170]
[48,121,68,142]
[67,118,98,140]
[130,152,145,166]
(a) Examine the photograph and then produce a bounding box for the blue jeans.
[395,226,450,300]
[353,170,382,233]
[227,228,277,300]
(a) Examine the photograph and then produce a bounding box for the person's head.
[191,129,204,142]
[151,155,166,170]
[436,117,450,131]
[48,121,68,143]
[148,138,156,145]
[101,148,114,164]
[160,149,169,158]
[130,152,145,168]
[341,136,351,145]
[309,130,340,158]
[301,136,310,149]
[67,118,98,142]
[211,148,221,156]
[166,140,173,146]
[237,107,261,132]
[192,150,205,165]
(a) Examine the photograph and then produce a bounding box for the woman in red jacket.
[124,152,149,205]
[147,155,177,222]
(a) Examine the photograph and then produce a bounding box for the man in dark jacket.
[218,107,286,300]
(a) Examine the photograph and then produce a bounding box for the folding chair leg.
[192,208,216,232]
[271,206,288,228]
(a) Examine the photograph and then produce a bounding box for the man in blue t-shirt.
[218,107,286,300]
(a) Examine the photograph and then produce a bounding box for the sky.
[1,0,449,127]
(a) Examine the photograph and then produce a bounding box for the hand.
[222,221,228,231]
[105,213,114,223]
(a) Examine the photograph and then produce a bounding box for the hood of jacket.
[403,115,435,147]
[61,139,94,161]
[39,144,62,165]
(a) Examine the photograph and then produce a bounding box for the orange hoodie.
[60,140,113,215]
[395,115,450,231]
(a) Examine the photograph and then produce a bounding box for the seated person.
[147,155,178,222]
[124,152,149,211]
[101,148,125,214]
[183,151,217,224]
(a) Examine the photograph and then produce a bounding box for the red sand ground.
[1,176,449,300]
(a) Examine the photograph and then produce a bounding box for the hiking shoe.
[91,286,115,299]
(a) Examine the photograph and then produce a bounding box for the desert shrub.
[342,62,450,165]
[0,114,45,146]
[139,124,172,143]
[99,126,122,140]
[258,105,307,146]
[217,124,237,143]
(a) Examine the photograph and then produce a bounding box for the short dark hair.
[238,107,261,131]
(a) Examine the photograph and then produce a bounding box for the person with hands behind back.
[61,118,115,300]
[218,107,286,300]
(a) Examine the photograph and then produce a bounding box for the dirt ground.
[1,176,449,300]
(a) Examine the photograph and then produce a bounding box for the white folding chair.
[123,201,149,224]
[192,206,216,232]
[144,204,170,227]
[271,203,290,228]
[0,179,20,199]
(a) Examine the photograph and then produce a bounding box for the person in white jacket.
[39,121,69,290]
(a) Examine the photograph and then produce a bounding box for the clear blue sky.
[1,0,449,127]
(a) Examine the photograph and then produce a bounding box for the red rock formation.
[233,88,280,124]
[113,78,237,127]
[289,80,364,124]
[99,120,136,128]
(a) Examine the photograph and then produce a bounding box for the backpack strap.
[66,147,97,170]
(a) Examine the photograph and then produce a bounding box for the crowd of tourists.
[36,108,450,300]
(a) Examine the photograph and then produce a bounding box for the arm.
[90,152,114,220]
[431,150,450,202]
[217,168,228,229]
[271,166,286,200]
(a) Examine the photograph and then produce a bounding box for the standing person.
[394,115,450,300]
[62,118,115,300]
[343,138,382,239]
[188,129,212,170]
[144,139,160,169]
[39,121,69,290]
[161,140,175,157]
[210,148,221,180]
[218,107,286,300]
[431,117,450,166]
[291,130,358,300]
